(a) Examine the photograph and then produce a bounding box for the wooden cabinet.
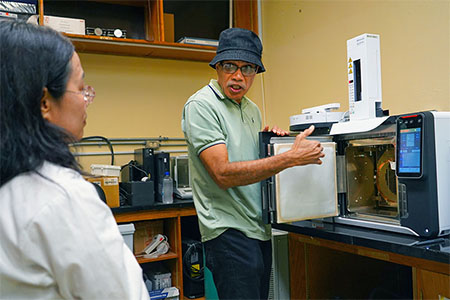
[37,0,258,61]
[415,268,450,300]
[114,206,197,299]
[288,233,450,300]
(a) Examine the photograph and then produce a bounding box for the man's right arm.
[199,125,324,189]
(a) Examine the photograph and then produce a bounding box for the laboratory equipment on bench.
[347,33,384,120]
[262,111,450,238]
[289,103,346,135]
[171,155,193,200]
[261,33,449,238]
[142,234,169,258]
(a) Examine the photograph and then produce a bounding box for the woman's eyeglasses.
[220,62,258,77]
[66,85,95,105]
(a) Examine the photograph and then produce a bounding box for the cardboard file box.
[43,15,85,35]
[87,176,120,208]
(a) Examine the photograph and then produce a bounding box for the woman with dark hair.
[0,21,149,299]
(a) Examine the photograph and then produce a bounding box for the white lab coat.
[0,162,149,299]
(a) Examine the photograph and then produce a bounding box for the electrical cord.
[121,160,150,181]
[79,136,115,165]
[131,164,150,179]
[120,161,133,171]
[119,186,130,197]
[339,110,350,122]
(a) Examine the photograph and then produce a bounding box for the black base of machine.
[182,239,204,299]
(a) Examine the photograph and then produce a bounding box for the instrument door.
[260,133,339,224]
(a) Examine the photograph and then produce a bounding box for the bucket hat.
[209,28,265,73]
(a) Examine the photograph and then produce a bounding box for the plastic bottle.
[162,171,174,204]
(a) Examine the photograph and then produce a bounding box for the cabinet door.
[416,268,450,299]
[272,142,338,223]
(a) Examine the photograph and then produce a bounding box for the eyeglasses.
[66,85,95,106]
[219,62,258,77]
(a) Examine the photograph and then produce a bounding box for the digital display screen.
[398,127,422,174]
[353,59,362,102]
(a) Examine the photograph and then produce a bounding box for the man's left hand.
[263,125,289,136]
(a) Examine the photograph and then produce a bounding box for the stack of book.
[177,37,218,47]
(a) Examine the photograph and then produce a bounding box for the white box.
[118,223,135,252]
[149,287,179,300]
[347,33,382,121]
[91,164,121,177]
[43,15,85,35]
[148,271,172,290]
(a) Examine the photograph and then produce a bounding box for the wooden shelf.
[113,206,197,299]
[39,0,258,61]
[136,250,178,264]
[67,34,217,61]
[114,207,196,223]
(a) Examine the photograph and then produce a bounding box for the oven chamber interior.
[343,134,399,225]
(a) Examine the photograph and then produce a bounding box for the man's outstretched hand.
[289,125,325,166]
[263,125,289,136]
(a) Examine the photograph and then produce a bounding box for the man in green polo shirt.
[182,28,325,300]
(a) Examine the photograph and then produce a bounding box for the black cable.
[119,186,131,197]
[121,160,149,180]
[120,161,131,171]
[131,164,149,178]
[119,185,131,206]
[79,136,115,165]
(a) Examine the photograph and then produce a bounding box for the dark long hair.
[0,20,81,187]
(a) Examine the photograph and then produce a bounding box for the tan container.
[164,13,174,43]
[87,176,120,208]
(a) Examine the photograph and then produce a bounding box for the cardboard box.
[163,13,174,43]
[87,176,120,208]
[134,220,164,255]
[43,15,85,35]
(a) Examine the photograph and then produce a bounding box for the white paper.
[330,116,388,135]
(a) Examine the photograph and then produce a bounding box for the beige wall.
[77,53,263,168]
[260,0,450,129]
[77,51,265,168]
[78,0,449,168]
[80,54,215,139]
